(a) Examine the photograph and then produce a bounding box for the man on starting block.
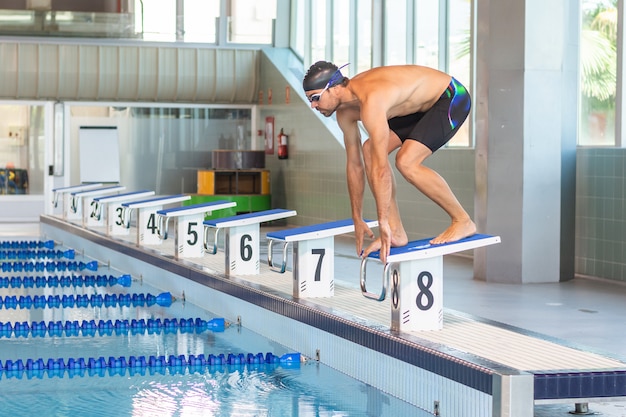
[303,61,476,263]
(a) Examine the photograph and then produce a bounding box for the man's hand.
[354,218,375,257]
[361,221,392,264]
[375,221,392,264]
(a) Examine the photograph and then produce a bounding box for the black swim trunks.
[387,77,471,152]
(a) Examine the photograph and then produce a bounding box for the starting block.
[52,183,103,220]
[267,218,378,298]
[121,194,191,246]
[71,185,126,227]
[156,200,237,259]
[360,234,501,331]
[91,190,156,236]
[203,208,297,275]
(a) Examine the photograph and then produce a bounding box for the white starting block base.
[156,201,236,260]
[74,185,126,228]
[267,218,378,299]
[52,183,103,220]
[361,233,501,332]
[121,195,191,246]
[204,209,297,276]
[93,190,156,236]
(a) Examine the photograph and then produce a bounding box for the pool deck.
[26,216,626,416]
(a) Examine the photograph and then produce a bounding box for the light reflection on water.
[0,252,429,417]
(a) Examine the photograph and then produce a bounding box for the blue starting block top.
[94,190,155,203]
[204,209,297,228]
[52,183,103,193]
[121,194,190,209]
[156,200,236,217]
[266,218,378,242]
[366,233,501,263]
[71,185,125,196]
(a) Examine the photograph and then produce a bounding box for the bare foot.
[430,219,476,245]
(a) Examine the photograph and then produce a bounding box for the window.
[184,0,220,43]
[579,0,617,146]
[311,0,327,62]
[0,104,45,195]
[289,0,474,147]
[228,0,277,44]
[384,0,407,65]
[414,0,439,68]
[332,0,351,67]
[290,0,305,59]
[446,0,471,147]
[356,0,373,73]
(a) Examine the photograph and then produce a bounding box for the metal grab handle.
[157,215,170,240]
[91,201,102,221]
[122,207,133,229]
[360,257,390,301]
[267,239,290,273]
[203,225,220,255]
[70,196,79,214]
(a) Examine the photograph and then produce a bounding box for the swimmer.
[303,62,476,264]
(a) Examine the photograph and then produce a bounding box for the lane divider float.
[0,274,132,288]
[0,292,174,309]
[0,352,302,379]
[0,317,226,337]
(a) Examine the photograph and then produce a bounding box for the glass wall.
[0,0,276,45]
[68,105,253,195]
[579,0,617,146]
[290,0,472,147]
[0,104,45,195]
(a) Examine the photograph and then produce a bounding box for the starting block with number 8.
[156,200,237,259]
[203,208,297,275]
[267,219,378,299]
[121,195,191,246]
[360,234,501,331]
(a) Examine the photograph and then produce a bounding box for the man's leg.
[361,136,408,255]
[395,140,476,244]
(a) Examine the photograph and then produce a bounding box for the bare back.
[343,65,451,120]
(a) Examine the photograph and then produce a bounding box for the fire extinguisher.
[278,128,288,159]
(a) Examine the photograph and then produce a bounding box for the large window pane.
[415,0,439,68]
[290,0,305,59]
[384,0,407,65]
[184,0,220,43]
[135,0,176,41]
[446,0,471,147]
[228,0,277,44]
[311,1,327,62]
[0,104,45,195]
[579,0,617,146]
[69,106,252,194]
[332,0,351,67]
[356,0,373,72]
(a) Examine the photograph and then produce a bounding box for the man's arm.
[337,112,374,256]
[360,101,394,263]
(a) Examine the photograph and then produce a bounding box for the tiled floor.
[4,221,626,416]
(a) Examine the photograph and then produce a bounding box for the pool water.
[0,243,429,417]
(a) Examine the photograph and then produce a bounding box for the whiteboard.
[79,126,120,183]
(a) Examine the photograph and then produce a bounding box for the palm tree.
[581,2,617,106]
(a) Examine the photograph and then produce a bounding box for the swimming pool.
[0,241,429,417]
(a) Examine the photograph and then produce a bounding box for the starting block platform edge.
[366,233,501,263]
[267,218,379,242]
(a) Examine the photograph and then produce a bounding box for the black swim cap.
[303,61,348,92]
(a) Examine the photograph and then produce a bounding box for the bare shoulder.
[350,65,452,115]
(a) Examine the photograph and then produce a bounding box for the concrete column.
[474,0,579,283]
